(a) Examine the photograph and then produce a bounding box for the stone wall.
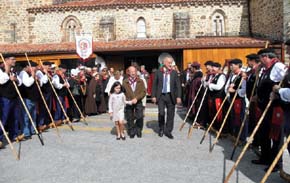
[0,0,53,43]
[284,0,290,64]
[250,0,284,41]
[0,0,250,44]
[27,2,249,44]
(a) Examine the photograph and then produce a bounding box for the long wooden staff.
[39,60,74,131]
[0,119,19,160]
[179,84,202,131]
[230,66,261,160]
[0,53,44,146]
[200,95,229,144]
[210,76,244,152]
[261,130,290,183]
[60,75,88,126]
[187,87,208,138]
[224,76,285,183]
[25,53,61,138]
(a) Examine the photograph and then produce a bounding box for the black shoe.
[121,135,126,140]
[264,165,280,173]
[116,136,121,140]
[158,129,164,137]
[136,130,142,138]
[129,133,135,139]
[251,159,269,165]
[165,132,174,139]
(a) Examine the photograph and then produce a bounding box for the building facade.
[1,0,285,71]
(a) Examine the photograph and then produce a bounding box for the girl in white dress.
[108,82,132,140]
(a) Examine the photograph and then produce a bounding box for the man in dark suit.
[152,53,182,139]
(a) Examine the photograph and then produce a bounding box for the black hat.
[3,53,15,59]
[204,60,214,66]
[212,62,221,68]
[229,59,242,65]
[246,54,259,61]
[257,48,276,55]
[20,61,38,67]
[59,64,67,69]
[43,61,53,66]
[191,62,200,68]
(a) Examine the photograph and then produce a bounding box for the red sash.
[269,106,284,141]
[215,98,223,123]
[233,99,242,126]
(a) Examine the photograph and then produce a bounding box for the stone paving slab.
[0,106,289,183]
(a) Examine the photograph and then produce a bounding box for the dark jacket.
[151,69,182,104]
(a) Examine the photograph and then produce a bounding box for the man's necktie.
[162,72,168,93]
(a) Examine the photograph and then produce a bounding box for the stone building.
[1,0,284,71]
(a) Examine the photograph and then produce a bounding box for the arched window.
[61,16,82,42]
[211,11,225,36]
[136,18,146,39]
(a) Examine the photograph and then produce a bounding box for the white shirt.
[19,70,35,87]
[224,73,246,98]
[279,88,290,102]
[52,74,69,89]
[105,76,123,94]
[36,70,48,87]
[0,68,22,86]
[209,74,226,91]
[162,72,170,93]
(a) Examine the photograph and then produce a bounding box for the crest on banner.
[76,32,93,61]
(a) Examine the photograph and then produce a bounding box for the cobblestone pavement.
[0,105,289,183]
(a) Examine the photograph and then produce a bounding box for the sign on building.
[76,33,93,61]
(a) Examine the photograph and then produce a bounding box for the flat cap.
[229,59,242,65]
[204,60,214,66]
[257,48,276,55]
[212,62,221,68]
[246,54,259,60]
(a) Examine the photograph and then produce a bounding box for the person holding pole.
[224,59,247,140]
[52,64,70,125]
[244,54,261,152]
[252,48,287,172]
[152,53,182,139]
[270,69,290,181]
[188,62,203,127]
[0,54,23,148]
[19,61,39,139]
[207,62,226,132]
[36,61,56,130]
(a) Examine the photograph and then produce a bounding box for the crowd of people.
[0,48,290,181]
[181,48,290,181]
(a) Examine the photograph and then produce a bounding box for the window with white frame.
[136,18,146,38]
[212,12,225,36]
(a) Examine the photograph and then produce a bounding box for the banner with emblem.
[75,33,93,61]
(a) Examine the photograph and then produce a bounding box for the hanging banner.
[76,33,93,61]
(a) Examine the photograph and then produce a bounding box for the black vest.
[209,73,225,98]
[246,69,257,100]
[55,74,67,97]
[228,73,243,99]
[20,71,39,101]
[0,67,18,99]
[40,71,52,94]
[257,62,280,109]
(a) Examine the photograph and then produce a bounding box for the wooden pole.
[179,84,202,131]
[25,53,61,138]
[187,87,208,138]
[39,59,74,131]
[200,95,229,144]
[224,75,286,183]
[210,77,244,152]
[0,53,44,146]
[230,66,260,160]
[260,133,290,183]
[0,119,19,160]
[224,98,273,183]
